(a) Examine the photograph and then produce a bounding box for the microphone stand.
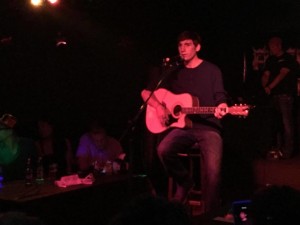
[118,59,183,176]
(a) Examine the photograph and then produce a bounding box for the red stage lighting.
[48,0,59,5]
[30,0,59,7]
[31,0,43,7]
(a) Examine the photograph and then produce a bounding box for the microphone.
[162,55,183,67]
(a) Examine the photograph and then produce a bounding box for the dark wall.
[1,0,300,151]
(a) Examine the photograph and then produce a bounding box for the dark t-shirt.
[146,60,228,132]
[263,53,298,96]
[36,137,69,178]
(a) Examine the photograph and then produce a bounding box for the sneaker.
[172,178,195,204]
[266,150,281,160]
[280,151,292,159]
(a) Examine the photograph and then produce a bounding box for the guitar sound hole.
[173,105,182,116]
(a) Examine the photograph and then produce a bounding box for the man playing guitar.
[141,31,229,213]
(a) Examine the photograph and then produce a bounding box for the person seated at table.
[0,114,37,182]
[76,119,125,175]
[35,116,74,179]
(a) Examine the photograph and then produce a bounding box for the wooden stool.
[168,148,204,216]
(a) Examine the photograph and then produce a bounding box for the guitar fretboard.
[182,107,218,114]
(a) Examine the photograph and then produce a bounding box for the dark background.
[1,0,300,180]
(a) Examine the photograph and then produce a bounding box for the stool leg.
[187,155,205,216]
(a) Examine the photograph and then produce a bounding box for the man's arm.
[261,70,270,88]
[141,89,170,126]
[261,70,272,95]
[141,89,163,108]
[265,67,290,93]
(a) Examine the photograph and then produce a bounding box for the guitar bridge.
[165,114,177,127]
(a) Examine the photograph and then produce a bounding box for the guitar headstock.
[228,104,252,117]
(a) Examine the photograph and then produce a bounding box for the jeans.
[157,128,223,212]
[271,94,295,157]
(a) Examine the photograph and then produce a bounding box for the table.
[0,174,152,225]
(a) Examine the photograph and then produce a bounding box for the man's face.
[268,38,282,56]
[38,121,53,138]
[90,132,107,149]
[178,39,200,61]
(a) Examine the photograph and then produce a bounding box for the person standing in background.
[261,36,298,159]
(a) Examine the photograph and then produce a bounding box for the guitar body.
[145,88,250,134]
[146,88,199,134]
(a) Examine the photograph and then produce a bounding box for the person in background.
[0,114,37,181]
[35,117,74,179]
[251,185,300,225]
[76,119,125,174]
[261,36,298,159]
[141,30,228,213]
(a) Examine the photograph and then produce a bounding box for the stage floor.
[253,153,300,191]
[190,153,300,225]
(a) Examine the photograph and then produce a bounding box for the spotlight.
[48,0,59,5]
[31,0,43,7]
[30,0,59,7]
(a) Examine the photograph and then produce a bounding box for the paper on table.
[55,173,94,188]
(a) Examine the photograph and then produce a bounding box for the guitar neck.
[182,107,217,114]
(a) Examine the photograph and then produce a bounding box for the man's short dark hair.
[177,31,202,46]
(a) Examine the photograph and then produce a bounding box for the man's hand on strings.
[156,103,170,126]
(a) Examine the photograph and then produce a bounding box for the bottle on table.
[48,162,58,182]
[25,157,33,186]
[36,156,44,184]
